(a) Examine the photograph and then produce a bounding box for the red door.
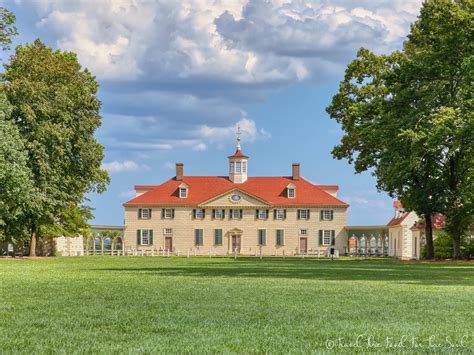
[300,238,308,254]
[232,235,241,253]
[165,237,172,252]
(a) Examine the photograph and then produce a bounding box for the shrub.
[422,232,474,259]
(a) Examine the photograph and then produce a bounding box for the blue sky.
[1,0,423,226]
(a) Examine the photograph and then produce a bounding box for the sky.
[1,0,423,226]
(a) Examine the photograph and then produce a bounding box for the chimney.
[176,163,184,181]
[292,163,300,180]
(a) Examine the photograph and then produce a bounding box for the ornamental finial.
[236,125,241,150]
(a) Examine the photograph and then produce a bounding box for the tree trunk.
[424,214,434,259]
[29,227,37,257]
[452,225,461,259]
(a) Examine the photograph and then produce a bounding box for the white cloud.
[119,189,136,198]
[101,160,150,173]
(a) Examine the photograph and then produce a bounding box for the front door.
[300,238,307,254]
[231,235,241,253]
[165,237,172,252]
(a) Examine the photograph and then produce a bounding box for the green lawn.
[0,257,473,353]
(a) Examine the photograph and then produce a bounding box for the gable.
[199,188,271,207]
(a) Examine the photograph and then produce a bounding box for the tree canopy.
[327,0,473,258]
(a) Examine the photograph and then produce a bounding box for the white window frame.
[287,188,295,198]
[141,208,151,219]
[232,209,242,220]
[322,210,332,221]
[141,230,150,245]
[214,209,224,220]
[299,229,308,236]
[179,188,187,198]
[236,161,242,173]
[258,210,268,220]
[299,209,309,220]
[275,209,285,220]
[164,208,174,219]
[195,209,205,219]
[230,162,235,173]
[242,161,247,173]
[164,228,173,236]
[323,230,331,245]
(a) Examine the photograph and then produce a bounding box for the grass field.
[0,257,473,353]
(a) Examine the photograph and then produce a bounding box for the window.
[162,208,175,219]
[213,209,225,219]
[258,229,266,245]
[257,209,268,220]
[236,161,242,173]
[214,229,223,245]
[274,209,286,220]
[137,229,153,245]
[164,228,173,235]
[195,229,203,245]
[230,162,234,173]
[288,188,295,198]
[321,210,334,221]
[193,209,205,219]
[297,209,310,220]
[242,161,247,173]
[139,208,152,219]
[299,229,308,236]
[276,229,284,246]
[179,187,187,198]
[231,209,242,219]
[319,230,335,246]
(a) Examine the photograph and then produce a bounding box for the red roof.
[228,149,248,158]
[387,212,410,226]
[124,176,348,207]
[411,214,446,230]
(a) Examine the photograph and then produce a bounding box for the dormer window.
[287,184,296,198]
[179,183,188,198]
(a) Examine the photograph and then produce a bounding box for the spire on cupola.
[228,126,249,183]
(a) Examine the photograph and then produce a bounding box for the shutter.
[138,209,142,219]
[266,210,269,219]
[330,210,334,220]
[212,209,215,219]
[222,209,226,219]
[137,230,141,245]
[297,210,300,220]
[320,210,324,220]
[274,210,277,219]
[161,209,165,219]
[195,229,198,245]
[256,209,259,218]
[203,209,206,218]
[240,209,243,219]
[283,209,287,219]
[193,209,196,219]
[307,210,311,219]
[171,209,175,218]
[331,230,336,246]
[319,230,323,245]
[149,209,152,219]
[149,230,154,245]
[229,209,233,219]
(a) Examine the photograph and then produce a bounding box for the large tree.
[0,7,17,50]
[2,39,109,256]
[327,0,473,259]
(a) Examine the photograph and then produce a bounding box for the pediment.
[199,188,271,207]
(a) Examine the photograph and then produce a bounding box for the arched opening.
[384,235,389,256]
[94,237,101,254]
[377,237,383,255]
[115,237,123,251]
[103,237,112,252]
[369,236,376,256]
[349,236,357,256]
[360,236,367,256]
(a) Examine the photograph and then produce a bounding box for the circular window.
[230,194,241,203]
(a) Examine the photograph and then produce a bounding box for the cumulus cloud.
[101,160,150,173]
[7,0,422,156]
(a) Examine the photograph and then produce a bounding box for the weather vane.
[237,125,241,150]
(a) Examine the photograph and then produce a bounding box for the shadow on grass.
[91,258,474,286]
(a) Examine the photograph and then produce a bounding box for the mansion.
[123,137,349,257]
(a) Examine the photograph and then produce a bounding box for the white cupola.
[228,127,248,184]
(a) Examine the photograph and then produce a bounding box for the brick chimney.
[176,163,184,181]
[292,163,300,180]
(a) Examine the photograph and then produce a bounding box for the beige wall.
[124,203,347,256]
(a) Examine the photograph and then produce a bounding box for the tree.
[2,39,110,256]
[0,7,18,50]
[327,0,473,259]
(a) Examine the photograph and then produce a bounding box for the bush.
[422,232,474,259]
